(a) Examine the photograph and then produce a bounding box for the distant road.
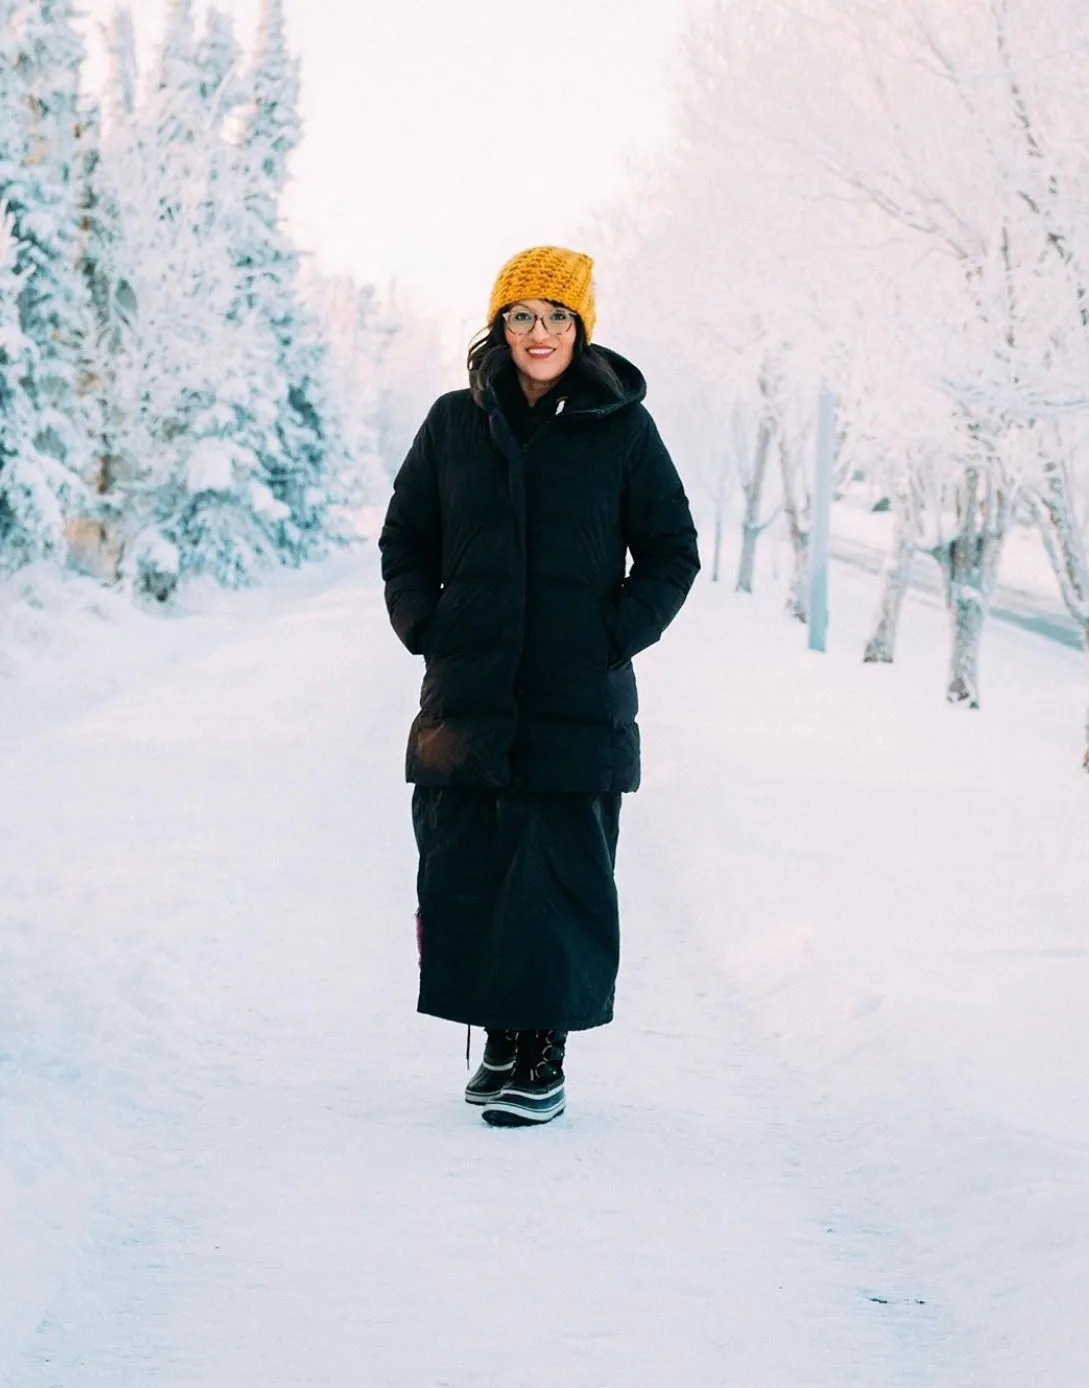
[830,532,1085,652]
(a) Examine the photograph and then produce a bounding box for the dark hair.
[467,301,624,402]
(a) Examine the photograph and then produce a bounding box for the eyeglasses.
[502,306,577,335]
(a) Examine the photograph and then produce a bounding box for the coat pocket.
[417,597,444,656]
[419,585,487,658]
[600,594,626,670]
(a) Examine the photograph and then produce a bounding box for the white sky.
[78,0,704,338]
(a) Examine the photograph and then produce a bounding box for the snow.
[134,528,182,575]
[1,544,1087,1386]
[185,437,239,495]
[248,478,292,521]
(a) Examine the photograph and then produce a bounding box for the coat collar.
[473,345,648,425]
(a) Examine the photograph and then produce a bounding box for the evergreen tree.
[196,5,297,546]
[72,99,115,571]
[103,0,285,594]
[107,6,137,122]
[0,0,95,567]
[1,0,366,591]
[0,205,72,568]
[195,8,247,119]
[77,95,138,551]
[77,4,141,554]
[236,0,353,561]
[304,268,400,500]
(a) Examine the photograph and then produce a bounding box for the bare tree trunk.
[780,438,809,623]
[939,552,989,707]
[1026,457,1089,769]
[735,417,773,593]
[783,513,810,622]
[864,477,920,663]
[1030,459,1089,618]
[928,466,1011,709]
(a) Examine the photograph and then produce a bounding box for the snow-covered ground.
[1,540,1087,1387]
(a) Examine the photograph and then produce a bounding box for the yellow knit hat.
[488,245,596,342]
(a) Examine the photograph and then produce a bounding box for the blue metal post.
[808,386,836,653]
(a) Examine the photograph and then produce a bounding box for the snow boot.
[481,1030,567,1127]
[464,1029,518,1105]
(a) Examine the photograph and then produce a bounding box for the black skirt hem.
[417,994,614,1033]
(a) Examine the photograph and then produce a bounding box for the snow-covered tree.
[0,0,96,566]
[612,0,1089,750]
[99,0,286,595]
[3,0,376,596]
[64,3,140,578]
[780,0,1089,714]
[195,7,247,119]
[0,204,74,568]
[361,283,446,482]
[234,0,353,558]
[107,5,137,122]
[604,49,836,613]
[304,269,450,513]
[304,271,383,497]
[66,97,124,579]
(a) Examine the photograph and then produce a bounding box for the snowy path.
[3,556,1087,1386]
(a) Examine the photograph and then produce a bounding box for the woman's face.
[503,298,577,396]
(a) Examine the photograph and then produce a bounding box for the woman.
[379,246,699,1127]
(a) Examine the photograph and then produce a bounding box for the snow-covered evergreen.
[195,7,246,119]
[0,206,70,567]
[0,0,95,567]
[106,5,136,122]
[100,1,289,593]
[233,0,355,560]
[0,0,381,593]
[62,3,140,583]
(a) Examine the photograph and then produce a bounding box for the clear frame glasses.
[502,306,577,335]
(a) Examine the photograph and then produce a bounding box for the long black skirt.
[412,786,622,1032]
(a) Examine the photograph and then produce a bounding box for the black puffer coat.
[379,347,700,792]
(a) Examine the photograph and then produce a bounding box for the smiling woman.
[379,244,701,1127]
